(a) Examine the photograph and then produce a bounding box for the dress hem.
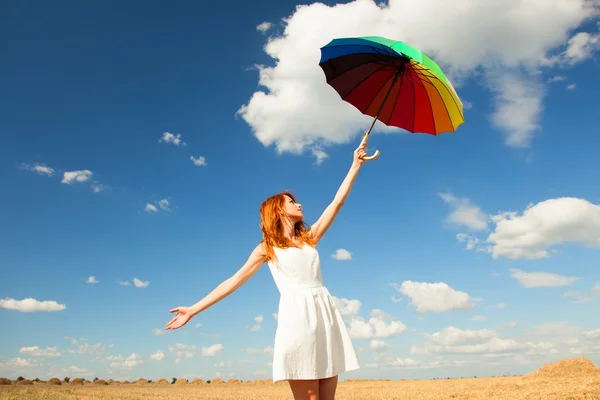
[272,365,360,383]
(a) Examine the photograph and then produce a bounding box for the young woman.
[165,139,368,400]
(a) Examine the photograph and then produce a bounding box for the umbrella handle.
[360,131,380,162]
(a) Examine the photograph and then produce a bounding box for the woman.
[165,139,368,400]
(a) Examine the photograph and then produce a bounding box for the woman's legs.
[318,375,339,400]
[287,375,339,400]
[289,379,320,400]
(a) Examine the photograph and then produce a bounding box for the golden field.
[1,357,599,399]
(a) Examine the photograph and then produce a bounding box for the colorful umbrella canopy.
[319,36,464,160]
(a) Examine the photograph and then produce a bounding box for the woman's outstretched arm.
[165,243,267,330]
[310,138,367,244]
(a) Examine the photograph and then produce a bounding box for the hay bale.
[69,378,84,385]
[0,378,11,385]
[134,378,147,385]
[264,379,273,384]
[211,378,225,384]
[526,357,600,380]
[16,379,33,385]
[155,378,169,385]
[227,378,240,384]
[175,378,188,385]
[47,378,62,385]
[253,379,265,385]
[122,380,130,384]
[93,379,108,385]
[191,378,206,385]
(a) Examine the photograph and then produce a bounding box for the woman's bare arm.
[189,243,267,316]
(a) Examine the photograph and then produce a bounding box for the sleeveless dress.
[267,243,360,382]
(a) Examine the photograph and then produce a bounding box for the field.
[1,357,599,400]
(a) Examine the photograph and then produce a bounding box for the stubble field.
[1,357,599,400]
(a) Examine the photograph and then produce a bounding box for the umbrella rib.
[362,72,396,119]
[386,70,404,123]
[340,64,393,102]
[412,63,464,121]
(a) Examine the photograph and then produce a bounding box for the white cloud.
[488,71,543,148]
[159,132,186,146]
[562,31,600,65]
[370,340,389,350]
[158,199,169,211]
[86,276,99,284]
[61,170,93,184]
[133,278,149,288]
[190,155,207,166]
[439,193,488,231]
[509,268,579,288]
[168,343,196,363]
[332,296,361,316]
[412,326,552,356]
[348,309,407,339]
[331,248,352,260]
[490,303,506,309]
[19,346,62,357]
[22,163,55,176]
[110,353,143,369]
[562,290,592,304]
[145,199,170,213]
[0,297,66,312]
[118,280,131,286]
[397,281,475,313]
[202,344,224,357]
[251,314,264,332]
[567,83,577,90]
[472,315,487,321]
[90,183,105,193]
[593,282,600,294]
[311,147,329,165]
[391,296,402,303]
[150,350,165,361]
[456,233,481,251]
[237,0,600,156]
[256,21,273,33]
[487,197,600,259]
[152,328,165,336]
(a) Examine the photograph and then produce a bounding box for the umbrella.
[319,36,464,161]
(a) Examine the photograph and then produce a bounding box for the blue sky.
[1,0,600,382]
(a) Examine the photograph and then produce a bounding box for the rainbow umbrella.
[319,36,464,160]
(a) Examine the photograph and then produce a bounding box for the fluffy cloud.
[396,281,475,313]
[487,197,600,259]
[332,296,362,316]
[159,132,186,146]
[133,278,149,288]
[251,314,264,332]
[439,193,488,231]
[0,297,66,312]
[331,248,352,260]
[86,276,99,284]
[238,0,600,160]
[412,326,554,356]
[21,163,55,176]
[448,196,600,259]
[150,350,165,361]
[256,22,273,33]
[509,269,580,288]
[61,170,93,184]
[145,199,170,213]
[190,155,207,166]
[201,344,224,357]
[109,353,144,369]
[19,346,62,357]
[348,309,407,339]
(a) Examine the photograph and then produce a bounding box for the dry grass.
[1,357,599,399]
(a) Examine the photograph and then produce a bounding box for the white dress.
[267,243,360,382]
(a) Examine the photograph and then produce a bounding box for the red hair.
[259,191,315,262]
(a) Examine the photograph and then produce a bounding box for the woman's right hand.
[165,306,194,330]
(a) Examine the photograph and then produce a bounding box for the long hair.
[259,191,315,262]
